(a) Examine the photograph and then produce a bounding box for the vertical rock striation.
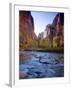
[53,13,64,47]
[19,11,37,50]
[38,13,64,48]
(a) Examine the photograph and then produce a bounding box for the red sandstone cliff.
[19,11,37,50]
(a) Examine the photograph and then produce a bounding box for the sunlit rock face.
[19,11,37,50]
[19,11,34,32]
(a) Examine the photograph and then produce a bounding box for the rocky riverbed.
[19,51,64,79]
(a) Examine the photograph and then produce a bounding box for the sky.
[31,11,58,37]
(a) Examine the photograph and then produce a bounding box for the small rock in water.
[19,72,28,79]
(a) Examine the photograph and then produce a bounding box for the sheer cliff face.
[19,11,37,50]
[38,13,64,39]
[52,13,64,35]
[52,13,64,47]
[53,13,64,26]
[38,13,64,48]
[19,11,34,32]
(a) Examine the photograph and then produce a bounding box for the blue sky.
[31,11,58,36]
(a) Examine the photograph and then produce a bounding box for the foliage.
[39,39,49,48]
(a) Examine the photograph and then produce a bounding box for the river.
[19,51,64,79]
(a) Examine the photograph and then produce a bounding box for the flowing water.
[19,51,64,79]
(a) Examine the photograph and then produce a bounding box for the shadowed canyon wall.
[38,13,64,48]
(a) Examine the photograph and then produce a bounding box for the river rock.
[19,72,28,79]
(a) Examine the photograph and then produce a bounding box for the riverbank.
[23,47,64,53]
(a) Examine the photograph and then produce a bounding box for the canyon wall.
[19,11,37,50]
